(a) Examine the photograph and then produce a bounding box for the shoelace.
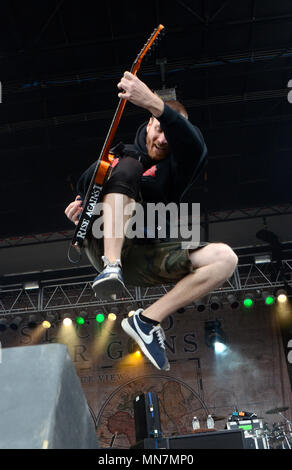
[150,324,166,350]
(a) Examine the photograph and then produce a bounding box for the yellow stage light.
[108,313,117,321]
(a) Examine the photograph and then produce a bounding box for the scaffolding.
[0,257,291,317]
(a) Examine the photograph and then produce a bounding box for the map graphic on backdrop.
[94,372,209,448]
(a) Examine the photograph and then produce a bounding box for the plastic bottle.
[192,416,200,430]
[207,414,215,429]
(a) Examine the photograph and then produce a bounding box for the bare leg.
[141,243,238,323]
[102,193,135,264]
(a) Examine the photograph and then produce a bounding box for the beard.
[146,137,169,161]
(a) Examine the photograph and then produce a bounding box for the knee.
[214,243,238,277]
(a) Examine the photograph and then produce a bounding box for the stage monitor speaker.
[0,344,98,449]
[132,429,246,449]
[133,392,162,442]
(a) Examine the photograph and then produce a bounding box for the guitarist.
[65,71,238,371]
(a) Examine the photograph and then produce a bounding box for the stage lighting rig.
[210,296,222,311]
[227,294,240,310]
[204,319,227,354]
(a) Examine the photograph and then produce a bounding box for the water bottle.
[192,416,200,430]
[207,414,215,429]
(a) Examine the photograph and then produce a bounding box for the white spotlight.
[276,289,287,304]
[23,281,39,290]
[63,317,72,326]
[214,341,227,354]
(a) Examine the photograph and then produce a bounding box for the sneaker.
[121,309,170,371]
[92,256,126,300]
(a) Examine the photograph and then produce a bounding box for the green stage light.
[262,291,275,305]
[96,313,105,323]
[76,316,85,325]
[243,293,254,308]
[243,298,253,308]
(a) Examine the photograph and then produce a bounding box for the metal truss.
[4,47,292,97]
[0,258,291,317]
[202,203,292,224]
[1,85,290,135]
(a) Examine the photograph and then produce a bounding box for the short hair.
[164,100,188,119]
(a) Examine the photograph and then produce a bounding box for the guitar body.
[70,24,165,255]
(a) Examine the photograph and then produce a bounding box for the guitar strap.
[109,141,126,159]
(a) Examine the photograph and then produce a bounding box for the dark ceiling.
[1,0,292,238]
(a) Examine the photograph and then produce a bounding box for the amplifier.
[132,429,246,449]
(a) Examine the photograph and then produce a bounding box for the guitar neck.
[83,62,141,203]
[71,25,165,251]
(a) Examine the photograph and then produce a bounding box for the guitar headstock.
[132,24,165,73]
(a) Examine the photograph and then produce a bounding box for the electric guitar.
[69,24,165,259]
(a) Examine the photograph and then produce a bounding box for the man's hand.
[64,195,83,225]
[117,71,164,117]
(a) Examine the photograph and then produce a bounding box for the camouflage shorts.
[84,235,208,287]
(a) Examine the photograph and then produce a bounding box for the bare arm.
[117,71,164,117]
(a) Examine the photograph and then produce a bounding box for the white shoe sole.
[92,276,126,300]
